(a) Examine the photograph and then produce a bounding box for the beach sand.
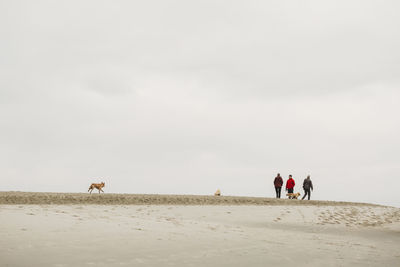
[0,192,399,266]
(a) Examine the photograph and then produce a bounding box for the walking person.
[286,175,295,197]
[273,173,283,198]
[302,175,313,200]
[286,175,296,193]
[286,174,296,199]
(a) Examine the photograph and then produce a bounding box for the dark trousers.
[275,187,282,198]
[302,188,311,200]
[287,188,293,194]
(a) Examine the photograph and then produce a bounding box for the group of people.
[273,173,314,200]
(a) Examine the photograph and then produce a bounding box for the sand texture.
[1,193,399,267]
[0,191,380,206]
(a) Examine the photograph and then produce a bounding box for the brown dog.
[88,182,105,194]
[286,192,300,199]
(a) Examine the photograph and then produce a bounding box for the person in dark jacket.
[301,175,313,200]
[286,175,295,195]
[273,173,283,198]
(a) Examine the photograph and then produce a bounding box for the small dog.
[286,192,300,199]
[88,182,105,194]
[214,189,221,196]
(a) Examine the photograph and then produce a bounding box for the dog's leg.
[100,188,104,193]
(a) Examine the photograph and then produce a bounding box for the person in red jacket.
[286,175,295,194]
[273,173,283,198]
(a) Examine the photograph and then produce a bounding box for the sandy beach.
[1,192,399,267]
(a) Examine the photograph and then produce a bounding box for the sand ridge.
[0,191,383,206]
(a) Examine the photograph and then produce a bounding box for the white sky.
[1,0,399,207]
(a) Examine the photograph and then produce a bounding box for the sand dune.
[1,192,399,267]
[0,191,381,206]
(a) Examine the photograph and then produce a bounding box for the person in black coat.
[301,175,314,200]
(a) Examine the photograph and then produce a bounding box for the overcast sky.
[1,0,399,207]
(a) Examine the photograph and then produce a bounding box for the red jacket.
[286,178,295,189]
